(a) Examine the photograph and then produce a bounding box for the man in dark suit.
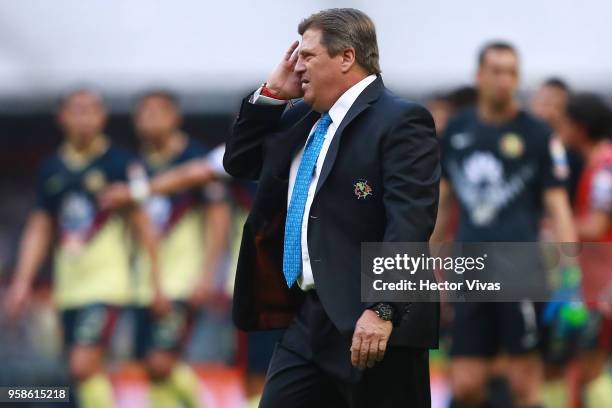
[223,8,440,407]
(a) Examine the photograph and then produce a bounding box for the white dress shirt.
[253,74,377,290]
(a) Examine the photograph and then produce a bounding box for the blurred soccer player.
[431,42,578,407]
[447,86,478,113]
[529,77,585,407]
[427,93,452,135]
[99,102,276,408]
[530,78,570,132]
[130,90,230,408]
[531,78,585,199]
[427,87,478,137]
[559,93,612,407]
[98,145,220,210]
[3,89,167,408]
[562,94,612,241]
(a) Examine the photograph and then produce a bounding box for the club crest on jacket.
[354,179,372,199]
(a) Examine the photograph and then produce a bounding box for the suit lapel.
[274,109,319,178]
[314,76,385,195]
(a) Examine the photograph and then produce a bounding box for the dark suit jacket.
[223,76,440,348]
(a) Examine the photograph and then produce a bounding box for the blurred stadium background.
[0,1,610,407]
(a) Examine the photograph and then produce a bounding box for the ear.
[340,47,356,73]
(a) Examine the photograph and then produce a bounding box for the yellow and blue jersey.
[134,137,227,305]
[35,142,134,309]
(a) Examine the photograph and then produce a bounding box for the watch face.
[376,304,393,321]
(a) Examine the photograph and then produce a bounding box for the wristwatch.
[370,303,394,322]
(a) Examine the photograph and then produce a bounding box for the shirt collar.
[327,74,377,127]
[60,135,109,170]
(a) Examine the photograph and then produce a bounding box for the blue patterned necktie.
[283,113,332,287]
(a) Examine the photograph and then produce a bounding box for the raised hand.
[265,40,303,100]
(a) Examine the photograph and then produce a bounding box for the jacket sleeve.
[382,104,440,242]
[223,95,287,180]
[369,104,440,323]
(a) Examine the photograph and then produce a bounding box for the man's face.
[134,96,180,145]
[477,49,519,110]
[58,91,106,146]
[529,85,568,131]
[294,29,346,112]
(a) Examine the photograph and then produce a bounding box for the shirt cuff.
[251,86,288,106]
[206,144,230,178]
